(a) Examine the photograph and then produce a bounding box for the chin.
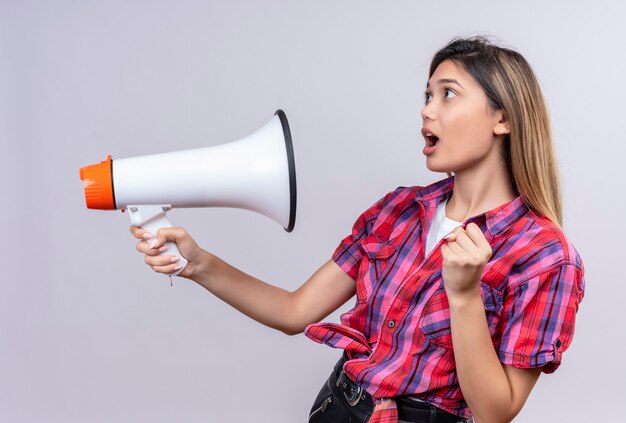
[425,160,452,174]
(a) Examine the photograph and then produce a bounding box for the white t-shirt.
[425,198,463,257]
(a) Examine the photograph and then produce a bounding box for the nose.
[421,101,434,121]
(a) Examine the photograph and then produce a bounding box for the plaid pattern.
[304,176,585,420]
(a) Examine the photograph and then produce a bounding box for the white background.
[0,1,622,421]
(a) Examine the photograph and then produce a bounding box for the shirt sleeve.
[331,191,394,280]
[497,262,585,374]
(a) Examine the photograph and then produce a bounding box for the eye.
[444,88,457,99]
[423,88,456,104]
[424,91,432,104]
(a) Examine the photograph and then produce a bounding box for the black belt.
[332,354,472,423]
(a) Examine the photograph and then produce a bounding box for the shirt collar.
[414,175,528,237]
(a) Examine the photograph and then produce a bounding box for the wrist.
[445,284,481,308]
[184,249,215,281]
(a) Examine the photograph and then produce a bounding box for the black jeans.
[308,354,373,423]
[308,353,472,423]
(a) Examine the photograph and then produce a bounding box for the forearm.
[191,251,300,335]
[448,288,513,423]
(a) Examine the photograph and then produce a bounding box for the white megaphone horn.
[79,109,297,276]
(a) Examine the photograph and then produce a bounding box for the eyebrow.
[426,78,464,89]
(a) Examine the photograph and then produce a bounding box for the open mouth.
[425,134,439,147]
[422,128,440,147]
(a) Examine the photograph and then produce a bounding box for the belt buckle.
[336,371,362,406]
[345,383,362,407]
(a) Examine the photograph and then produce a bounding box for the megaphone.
[79,109,297,276]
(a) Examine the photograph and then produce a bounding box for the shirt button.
[387,320,395,328]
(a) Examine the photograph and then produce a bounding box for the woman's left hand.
[440,223,493,297]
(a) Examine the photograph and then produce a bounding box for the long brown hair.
[430,36,563,228]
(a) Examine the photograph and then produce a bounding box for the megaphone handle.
[127,205,188,277]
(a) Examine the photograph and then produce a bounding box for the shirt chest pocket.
[360,236,398,277]
[354,236,400,303]
[417,281,504,350]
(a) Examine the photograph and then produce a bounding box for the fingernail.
[142,233,153,240]
[443,233,455,239]
[148,240,158,249]
[170,256,180,263]
[158,246,169,253]
[173,265,183,271]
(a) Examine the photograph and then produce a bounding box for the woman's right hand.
[130,225,212,279]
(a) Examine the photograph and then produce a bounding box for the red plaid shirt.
[304,176,585,421]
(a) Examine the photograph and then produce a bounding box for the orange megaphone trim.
[79,154,116,210]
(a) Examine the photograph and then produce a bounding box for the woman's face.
[420,59,509,174]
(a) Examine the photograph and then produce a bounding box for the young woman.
[130,36,586,423]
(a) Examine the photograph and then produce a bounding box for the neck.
[445,161,517,223]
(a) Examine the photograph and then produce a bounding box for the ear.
[493,110,510,136]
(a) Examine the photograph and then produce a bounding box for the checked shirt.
[304,176,585,421]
